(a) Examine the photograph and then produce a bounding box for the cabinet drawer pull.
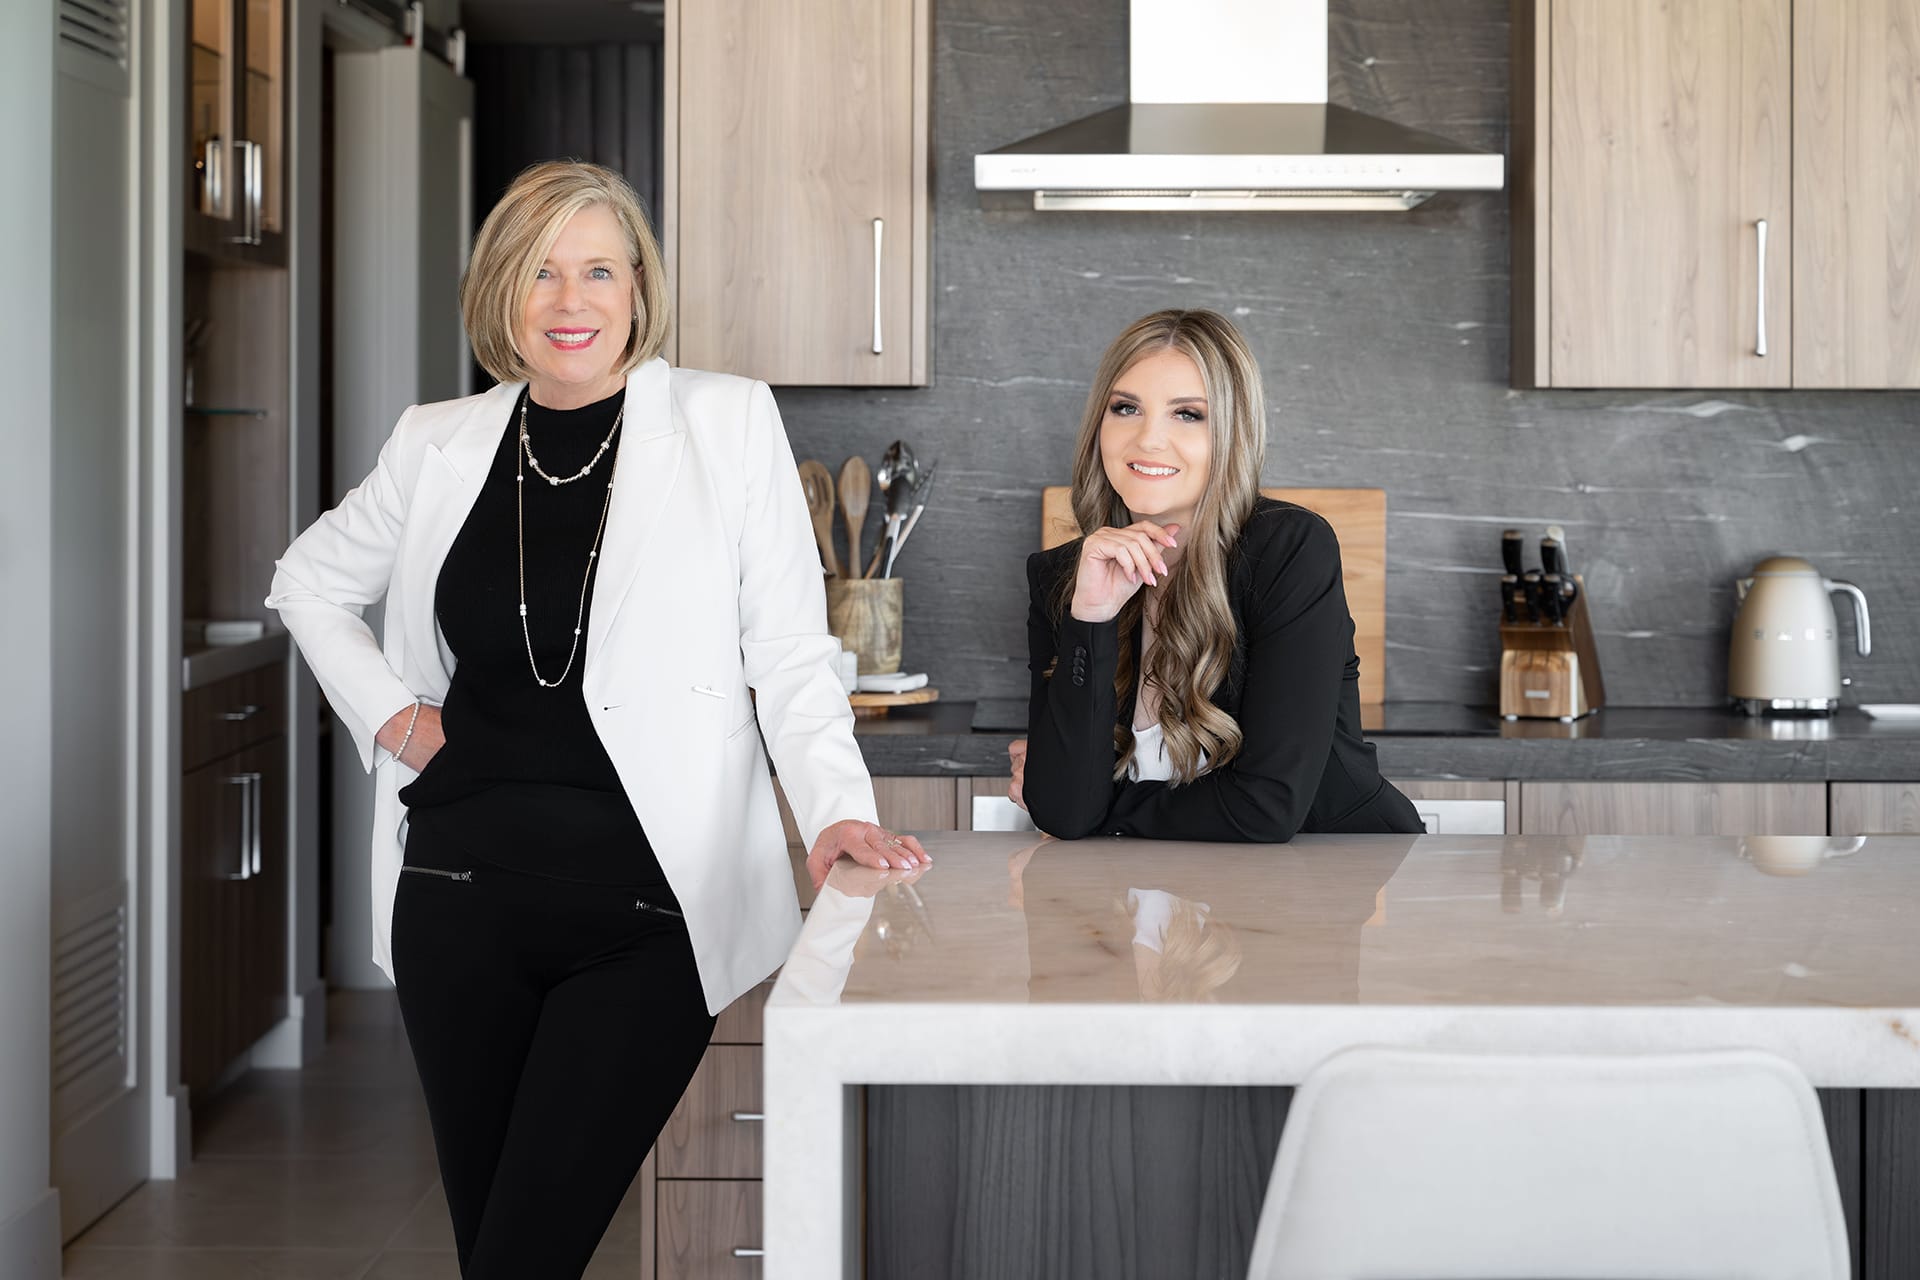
[1755,218,1769,358]
[732,1247,766,1258]
[220,704,262,721]
[871,217,884,355]
[730,1110,765,1123]
[222,772,261,880]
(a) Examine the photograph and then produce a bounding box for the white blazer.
[266,358,876,1014]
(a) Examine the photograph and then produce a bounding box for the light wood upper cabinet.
[1515,0,1920,389]
[1792,0,1920,387]
[1519,0,1792,388]
[666,0,929,386]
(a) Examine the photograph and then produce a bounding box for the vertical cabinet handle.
[226,141,263,246]
[249,770,264,876]
[249,139,264,244]
[222,773,260,880]
[1755,218,1769,358]
[871,217,884,356]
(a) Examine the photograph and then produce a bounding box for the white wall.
[0,0,65,1273]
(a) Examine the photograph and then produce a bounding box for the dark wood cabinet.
[180,669,288,1097]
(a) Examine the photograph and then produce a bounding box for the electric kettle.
[1728,557,1870,715]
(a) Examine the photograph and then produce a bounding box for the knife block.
[1499,577,1606,721]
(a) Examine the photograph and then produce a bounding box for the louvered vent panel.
[59,0,131,66]
[53,901,128,1095]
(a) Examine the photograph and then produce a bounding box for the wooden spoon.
[838,456,871,581]
[796,459,840,576]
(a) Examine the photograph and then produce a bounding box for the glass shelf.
[184,406,269,418]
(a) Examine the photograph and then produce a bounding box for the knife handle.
[1521,570,1545,624]
[1542,573,1565,624]
[1500,574,1521,624]
[1502,529,1527,578]
[1541,538,1564,579]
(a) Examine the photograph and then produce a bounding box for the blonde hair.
[1130,898,1244,1002]
[1055,309,1268,783]
[462,160,671,384]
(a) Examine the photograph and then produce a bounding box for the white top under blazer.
[266,359,878,1014]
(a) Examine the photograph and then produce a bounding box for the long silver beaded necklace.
[516,391,625,688]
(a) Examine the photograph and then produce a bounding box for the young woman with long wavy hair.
[1010,309,1421,842]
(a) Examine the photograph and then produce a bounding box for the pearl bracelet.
[395,701,422,764]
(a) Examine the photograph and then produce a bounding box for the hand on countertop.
[807,819,930,890]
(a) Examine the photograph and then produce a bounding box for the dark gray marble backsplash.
[770,0,1919,708]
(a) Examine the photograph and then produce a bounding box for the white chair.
[1246,1047,1849,1280]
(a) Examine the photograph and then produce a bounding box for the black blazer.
[1024,497,1422,842]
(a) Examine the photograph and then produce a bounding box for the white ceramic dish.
[1860,704,1920,721]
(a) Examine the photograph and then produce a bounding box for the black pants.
[392,822,716,1279]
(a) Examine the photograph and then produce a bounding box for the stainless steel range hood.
[974,0,1505,211]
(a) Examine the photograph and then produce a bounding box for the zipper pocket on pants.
[634,898,683,919]
[401,866,473,882]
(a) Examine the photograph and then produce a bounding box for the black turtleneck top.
[399,386,668,891]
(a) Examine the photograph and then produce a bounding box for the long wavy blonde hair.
[1052,310,1268,783]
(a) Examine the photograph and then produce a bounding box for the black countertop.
[848,700,1920,782]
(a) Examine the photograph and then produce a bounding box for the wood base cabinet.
[180,664,288,1098]
[1519,781,1825,835]
[1831,784,1920,835]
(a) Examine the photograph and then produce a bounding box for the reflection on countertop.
[774,832,1920,1013]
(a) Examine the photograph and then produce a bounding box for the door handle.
[1754,218,1769,358]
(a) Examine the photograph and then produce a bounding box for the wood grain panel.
[673,0,927,385]
[657,1044,762,1179]
[1548,0,1791,386]
[1041,486,1387,705]
[1820,1089,1865,1280]
[866,1085,1291,1280]
[1864,1090,1920,1279]
[1831,783,1920,834]
[187,263,290,620]
[1519,781,1825,835]
[1793,0,1920,387]
[1389,780,1505,802]
[658,1179,764,1280]
[712,978,771,1046]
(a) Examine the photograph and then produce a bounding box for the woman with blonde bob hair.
[1009,309,1421,842]
[268,160,923,1277]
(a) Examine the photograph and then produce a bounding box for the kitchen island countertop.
[762,831,1920,1278]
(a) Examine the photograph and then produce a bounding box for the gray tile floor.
[63,990,647,1279]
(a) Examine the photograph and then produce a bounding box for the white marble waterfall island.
[761,832,1920,1279]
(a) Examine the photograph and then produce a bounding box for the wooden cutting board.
[1040,486,1386,706]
